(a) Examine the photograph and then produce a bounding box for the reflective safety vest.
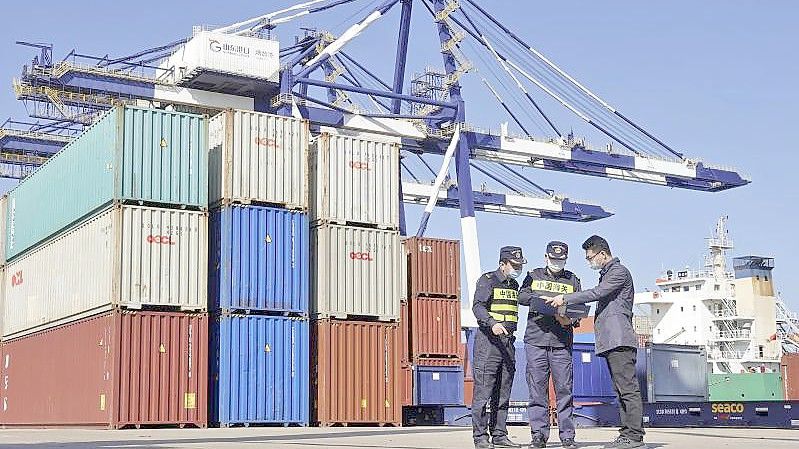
[489,288,519,323]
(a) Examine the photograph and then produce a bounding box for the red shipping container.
[401,363,413,407]
[400,301,410,364]
[406,237,460,298]
[782,353,799,400]
[0,310,208,428]
[409,296,461,360]
[464,378,474,405]
[312,319,402,426]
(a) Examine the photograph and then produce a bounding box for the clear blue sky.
[1,1,797,313]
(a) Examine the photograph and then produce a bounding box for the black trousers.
[471,330,515,443]
[603,346,645,442]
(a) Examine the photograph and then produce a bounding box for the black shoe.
[530,433,547,448]
[603,436,644,449]
[475,440,494,449]
[560,439,577,449]
[492,437,522,448]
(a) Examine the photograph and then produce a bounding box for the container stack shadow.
[0,106,210,429]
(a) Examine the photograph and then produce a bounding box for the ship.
[635,217,799,374]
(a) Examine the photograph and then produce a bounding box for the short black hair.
[582,235,612,256]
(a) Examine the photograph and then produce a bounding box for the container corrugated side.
[311,133,399,228]
[311,224,400,321]
[708,373,785,401]
[0,195,7,264]
[636,343,708,403]
[414,364,465,406]
[3,205,208,339]
[409,296,461,360]
[211,315,309,426]
[209,110,308,209]
[210,204,309,314]
[572,342,617,402]
[406,237,460,298]
[312,319,401,426]
[5,106,207,260]
[0,310,208,428]
[782,353,799,400]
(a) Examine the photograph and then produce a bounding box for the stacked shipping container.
[309,132,403,426]
[0,106,210,427]
[402,237,464,407]
[207,109,310,427]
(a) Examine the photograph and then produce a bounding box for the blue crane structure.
[3,0,750,323]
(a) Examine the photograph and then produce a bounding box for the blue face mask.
[508,268,522,279]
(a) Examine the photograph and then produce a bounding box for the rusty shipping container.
[3,204,207,339]
[209,109,309,209]
[409,296,461,360]
[782,353,799,400]
[0,310,208,428]
[311,224,401,321]
[310,133,400,229]
[405,237,460,298]
[312,319,401,426]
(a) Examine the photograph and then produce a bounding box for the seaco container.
[310,133,400,229]
[209,109,308,209]
[210,314,309,426]
[0,310,208,428]
[311,224,401,321]
[636,343,708,403]
[708,373,785,401]
[210,204,309,314]
[5,106,207,260]
[409,295,461,360]
[2,205,207,339]
[312,319,401,426]
[405,237,460,298]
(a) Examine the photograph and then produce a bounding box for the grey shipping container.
[311,224,401,321]
[209,109,309,209]
[310,133,400,229]
[3,204,208,339]
[636,343,709,403]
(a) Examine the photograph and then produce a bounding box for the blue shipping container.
[572,342,616,402]
[210,204,309,314]
[210,314,310,426]
[5,106,207,260]
[414,365,464,406]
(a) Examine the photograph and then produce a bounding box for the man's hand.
[555,315,572,327]
[491,323,509,336]
[544,294,565,307]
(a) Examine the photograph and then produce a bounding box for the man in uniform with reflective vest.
[471,246,527,449]
[519,241,581,449]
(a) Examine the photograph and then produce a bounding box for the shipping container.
[210,314,309,426]
[210,204,309,314]
[572,342,617,402]
[399,239,408,302]
[405,237,460,298]
[312,319,401,426]
[414,363,465,406]
[311,133,400,228]
[400,301,410,364]
[409,296,461,359]
[635,344,708,403]
[5,106,207,261]
[0,195,7,264]
[401,363,413,407]
[311,224,401,321]
[3,205,207,339]
[0,310,208,428]
[709,373,785,401]
[782,353,799,400]
[0,267,4,342]
[209,109,308,209]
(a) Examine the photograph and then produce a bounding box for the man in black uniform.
[519,242,581,449]
[471,246,527,449]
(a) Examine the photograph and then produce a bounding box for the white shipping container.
[2,205,207,339]
[0,267,4,342]
[400,238,408,302]
[311,224,401,321]
[166,31,280,82]
[209,109,309,209]
[311,133,400,229]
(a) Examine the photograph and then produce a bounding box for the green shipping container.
[708,373,785,401]
[5,106,207,260]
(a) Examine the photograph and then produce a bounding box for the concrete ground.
[0,426,797,449]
